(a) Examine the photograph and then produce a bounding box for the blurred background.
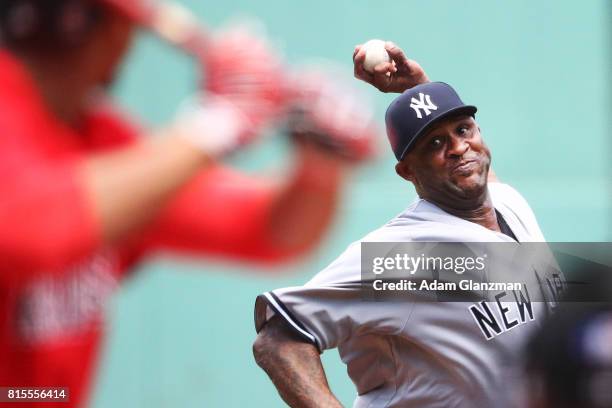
[91,0,610,406]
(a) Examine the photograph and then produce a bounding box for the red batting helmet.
[97,0,208,55]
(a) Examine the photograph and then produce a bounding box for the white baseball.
[361,39,391,73]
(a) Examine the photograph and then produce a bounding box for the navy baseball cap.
[385,82,477,161]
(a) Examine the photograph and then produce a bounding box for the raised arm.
[253,316,343,408]
[353,41,429,93]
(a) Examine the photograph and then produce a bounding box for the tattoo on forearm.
[254,317,342,408]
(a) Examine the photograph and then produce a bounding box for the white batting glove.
[173,93,254,158]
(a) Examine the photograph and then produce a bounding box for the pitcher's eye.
[429,137,443,148]
[457,126,469,135]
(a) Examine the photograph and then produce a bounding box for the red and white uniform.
[0,50,293,407]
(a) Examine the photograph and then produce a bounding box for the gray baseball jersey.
[255,183,559,407]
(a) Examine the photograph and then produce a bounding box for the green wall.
[92,1,610,407]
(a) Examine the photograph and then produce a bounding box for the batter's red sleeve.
[136,165,298,264]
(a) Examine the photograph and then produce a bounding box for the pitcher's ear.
[395,160,414,182]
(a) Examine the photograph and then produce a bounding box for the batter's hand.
[172,94,253,158]
[353,41,429,93]
[202,23,288,137]
[287,66,380,163]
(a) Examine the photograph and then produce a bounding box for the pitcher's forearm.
[253,317,343,408]
[267,351,343,408]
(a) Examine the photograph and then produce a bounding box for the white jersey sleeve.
[255,242,411,351]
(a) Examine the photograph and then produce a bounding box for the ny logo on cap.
[410,93,438,119]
